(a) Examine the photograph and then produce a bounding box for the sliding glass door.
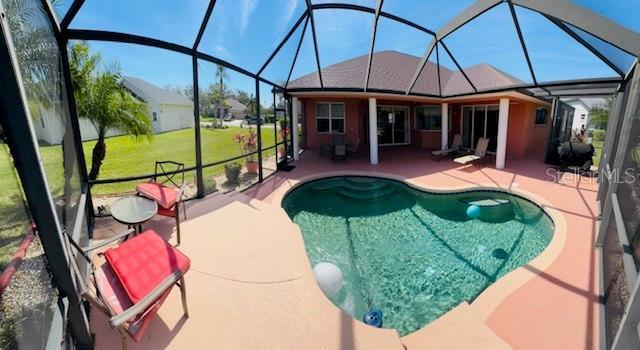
[461,105,498,152]
[377,106,409,145]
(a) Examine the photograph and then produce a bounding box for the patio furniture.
[431,134,463,161]
[333,144,347,163]
[331,134,344,146]
[64,228,190,350]
[110,196,157,233]
[346,139,361,158]
[136,161,187,245]
[320,134,346,159]
[454,138,490,166]
[319,143,332,158]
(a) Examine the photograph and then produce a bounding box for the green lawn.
[86,125,276,194]
[0,148,30,271]
[592,140,603,167]
[0,126,277,267]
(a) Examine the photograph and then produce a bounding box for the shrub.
[224,162,241,185]
[592,129,606,141]
[203,175,217,193]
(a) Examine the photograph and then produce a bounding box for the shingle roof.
[287,51,524,96]
[225,98,246,112]
[122,76,193,106]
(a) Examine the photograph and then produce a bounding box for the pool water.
[282,176,554,336]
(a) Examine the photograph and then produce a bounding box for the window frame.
[414,105,452,132]
[535,107,549,126]
[316,102,345,134]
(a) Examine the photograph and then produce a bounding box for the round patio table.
[110,195,158,233]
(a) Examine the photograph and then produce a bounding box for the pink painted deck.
[91,146,599,349]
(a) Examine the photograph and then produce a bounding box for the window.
[415,106,442,131]
[152,112,158,121]
[535,107,548,125]
[316,102,345,133]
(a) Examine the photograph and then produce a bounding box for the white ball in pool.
[313,262,343,297]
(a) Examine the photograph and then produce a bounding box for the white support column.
[291,97,300,161]
[368,98,378,165]
[441,103,449,150]
[496,98,510,169]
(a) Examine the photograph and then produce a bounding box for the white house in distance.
[33,76,193,145]
[563,97,606,132]
[121,76,194,133]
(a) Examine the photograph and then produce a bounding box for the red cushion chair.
[104,230,190,303]
[64,228,189,349]
[136,182,178,209]
[136,161,187,245]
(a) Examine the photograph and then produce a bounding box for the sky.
[56,0,639,103]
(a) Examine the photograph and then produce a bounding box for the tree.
[69,43,152,181]
[214,65,229,127]
[4,0,62,119]
[245,95,257,116]
[588,98,612,130]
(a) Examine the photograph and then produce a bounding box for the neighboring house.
[34,76,194,145]
[288,51,553,168]
[122,76,193,134]
[224,98,247,119]
[563,97,606,131]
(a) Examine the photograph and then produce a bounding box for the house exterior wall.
[303,97,366,150]
[299,94,550,161]
[34,102,192,145]
[568,102,590,132]
[505,100,551,158]
[154,103,194,133]
[34,108,123,145]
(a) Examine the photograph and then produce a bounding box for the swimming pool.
[282,176,554,336]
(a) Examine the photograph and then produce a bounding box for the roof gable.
[122,76,193,106]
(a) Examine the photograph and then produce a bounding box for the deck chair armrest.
[109,270,184,328]
[83,229,136,253]
[177,184,186,202]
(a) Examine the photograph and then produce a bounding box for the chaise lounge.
[454,138,490,167]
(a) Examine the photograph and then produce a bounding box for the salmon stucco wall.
[299,95,550,159]
[506,101,550,158]
[302,98,365,151]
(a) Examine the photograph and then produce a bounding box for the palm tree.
[69,43,152,181]
[3,0,62,119]
[245,94,257,116]
[215,65,229,127]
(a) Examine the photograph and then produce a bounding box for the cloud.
[240,0,258,33]
[279,0,299,29]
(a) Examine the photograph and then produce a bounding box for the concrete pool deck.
[91,147,599,349]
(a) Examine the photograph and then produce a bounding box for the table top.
[110,195,158,225]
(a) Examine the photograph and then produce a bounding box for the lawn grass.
[37,125,277,195]
[592,140,603,167]
[0,126,277,267]
[0,147,30,271]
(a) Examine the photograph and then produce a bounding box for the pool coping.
[267,170,567,337]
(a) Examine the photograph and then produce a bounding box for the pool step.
[460,198,510,208]
[336,186,396,201]
[311,179,389,193]
[345,177,378,184]
[341,181,388,192]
